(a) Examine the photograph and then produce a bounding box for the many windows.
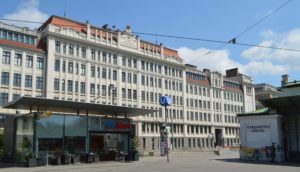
[1,72,9,85]
[14,53,22,66]
[2,51,10,64]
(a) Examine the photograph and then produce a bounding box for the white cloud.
[178,47,241,74]
[2,0,48,29]
[178,47,289,76]
[242,29,300,71]
[242,61,289,76]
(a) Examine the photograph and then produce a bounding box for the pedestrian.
[271,142,276,162]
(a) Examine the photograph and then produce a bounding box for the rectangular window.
[102,85,106,96]
[133,90,137,99]
[122,88,126,98]
[2,51,10,64]
[91,49,96,60]
[68,62,73,73]
[113,70,117,80]
[25,75,32,88]
[63,43,66,54]
[54,59,60,71]
[81,47,86,58]
[13,94,20,101]
[102,68,107,79]
[14,53,22,66]
[62,61,66,72]
[26,55,33,68]
[133,59,137,68]
[122,57,126,66]
[80,82,85,94]
[69,44,74,55]
[75,63,79,74]
[75,81,78,93]
[61,79,65,92]
[122,72,126,82]
[68,80,73,92]
[127,73,132,83]
[13,73,21,87]
[1,72,9,85]
[127,89,132,99]
[36,76,43,89]
[0,93,8,106]
[133,74,137,84]
[102,52,107,62]
[54,78,59,91]
[36,57,44,69]
[91,66,95,77]
[55,41,61,53]
[90,84,95,94]
[81,64,86,76]
[113,54,118,64]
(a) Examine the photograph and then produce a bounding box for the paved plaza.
[0,151,299,172]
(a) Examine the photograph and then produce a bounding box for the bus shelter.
[2,97,156,164]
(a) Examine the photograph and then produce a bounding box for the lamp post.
[108,84,115,105]
[159,96,172,163]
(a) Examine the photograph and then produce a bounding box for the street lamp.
[108,84,116,105]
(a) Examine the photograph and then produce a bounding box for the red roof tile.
[0,39,45,53]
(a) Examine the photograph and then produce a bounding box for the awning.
[3,96,157,117]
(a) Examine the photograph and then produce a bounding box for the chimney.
[86,20,90,40]
[281,74,289,86]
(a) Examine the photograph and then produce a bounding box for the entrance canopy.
[4,96,157,117]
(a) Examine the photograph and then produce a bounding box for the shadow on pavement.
[212,158,300,167]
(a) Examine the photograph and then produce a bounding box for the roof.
[4,97,157,117]
[0,38,45,53]
[186,77,210,86]
[261,95,300,109]
[39,15,182,61]
[237,108,270,117]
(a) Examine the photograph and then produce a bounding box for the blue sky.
[1,0,300,86]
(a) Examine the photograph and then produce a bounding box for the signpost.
[159,96,172,163]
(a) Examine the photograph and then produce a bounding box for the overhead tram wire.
[1,17,300,53]
[200,0,293,56]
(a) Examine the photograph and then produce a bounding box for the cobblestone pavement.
[1,151,299,172]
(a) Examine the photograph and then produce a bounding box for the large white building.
[0,16,255,151]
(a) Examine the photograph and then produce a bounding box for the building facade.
[0,16,256,152]
[255,83,281,110]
